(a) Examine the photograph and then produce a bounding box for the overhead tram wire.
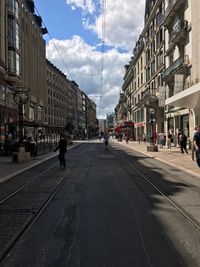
[34,4,74,81]
[99,0,106,117]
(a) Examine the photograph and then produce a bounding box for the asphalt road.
[2,141,200,267]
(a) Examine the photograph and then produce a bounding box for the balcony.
[162,55,189,81]
[163,0,185,27]
[169,20,187,44]
[137,88,158,107]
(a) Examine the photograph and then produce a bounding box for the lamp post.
[12,87,30,146]
[147,107,158,152]
[149,108,155,145]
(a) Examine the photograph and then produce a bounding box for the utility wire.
[99,0,106,116]
[34,4,74,81]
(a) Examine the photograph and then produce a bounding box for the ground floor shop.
[165,83,200,142]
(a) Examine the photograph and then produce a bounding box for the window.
[29,105,35,121]
[8,18,20,50]
[8,50,15,73]
[16,53,19,75]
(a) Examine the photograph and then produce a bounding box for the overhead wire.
[34,4,74,81]
[98,0,106,117]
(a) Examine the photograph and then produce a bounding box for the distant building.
[106,112,115,131]
[45,59,68,134]
[98,119,107,133]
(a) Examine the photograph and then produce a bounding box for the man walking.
[179,131,188,154]
[54,133,68,169]
[193,126,200,167]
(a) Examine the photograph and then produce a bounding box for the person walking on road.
[104,133,109,149]
[193,126,200,167]
[179,131,188,154]
[54,133,68,169]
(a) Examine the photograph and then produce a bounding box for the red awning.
[115,122,134,132]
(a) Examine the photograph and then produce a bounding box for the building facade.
[142,0,165,140]
[45,60,68,134]
[0,0,47,142]
[164,0,196,143]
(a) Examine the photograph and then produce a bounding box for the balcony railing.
[162,55,189,80]
[143,88,158,98]
[169,20,187,43]
[163,0,184,26]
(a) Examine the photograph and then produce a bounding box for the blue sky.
[34,0,145,118]
[34,0,99,46]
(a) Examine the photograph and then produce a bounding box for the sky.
[34,0,145,118]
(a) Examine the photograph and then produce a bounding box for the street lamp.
[149,108,155,145]
[147,107,158,152]
[12,87,30,146]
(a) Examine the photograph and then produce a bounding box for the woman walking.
[54,133,68,169]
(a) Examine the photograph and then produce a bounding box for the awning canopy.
[115,121,134,132]
[165,83,200,109]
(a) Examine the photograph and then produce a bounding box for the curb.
[0,143,81,183]
[111,140,200,179]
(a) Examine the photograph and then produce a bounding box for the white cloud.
[47,0,145,118]
[46,36,130,117]
[66,0,145,50]
[66,0,96,14]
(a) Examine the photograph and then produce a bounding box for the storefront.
[165,83,200,139]
[115,121,135,140]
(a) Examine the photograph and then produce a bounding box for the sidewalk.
[0,142,81,183]
[111,139,200,178]
[0,140,200,184]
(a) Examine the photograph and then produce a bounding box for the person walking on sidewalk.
[192,126,197,161]
[179,131,188,154]
[158,132,164,148]
[193,126,200,167]
[54,133,68,169]
[167,131,172,149]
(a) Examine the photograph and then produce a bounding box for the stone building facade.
[116,0,200,143]
[0,0,47,141]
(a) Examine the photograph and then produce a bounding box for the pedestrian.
[125,134,129,144]
[192,126,197,161]
[158,132,164,148]
[193,126,200,167]
[138,133,141,144]
[167,131,172,149]
[179,131,188,154]
[104,133,109,149]
[54,133,67,169]
[143,133,147,143]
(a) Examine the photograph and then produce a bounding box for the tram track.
[0,144,84,263]
[0,145,81,204]
[112,145,200,232]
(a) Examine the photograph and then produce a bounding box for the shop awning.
[165,83,200,109]
[115,121,134,132]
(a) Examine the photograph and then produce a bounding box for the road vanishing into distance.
[0,140,200,267]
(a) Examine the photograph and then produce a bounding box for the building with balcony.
[163,0,192,141]
[142,0,165,139]
[120,35,146,140]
